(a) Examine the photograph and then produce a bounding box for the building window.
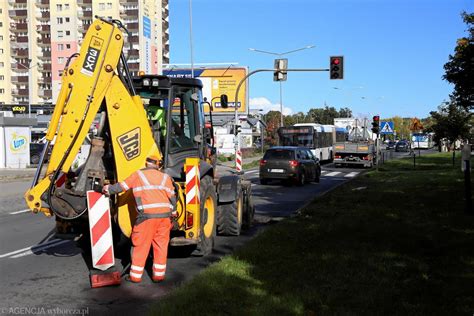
[99,3,105,10]
[0,48,3,54]
[107,3,112,9]
[66,44,71,49]
[66,31,70,36]
[58,44,64,51]
[65,17,70,23]
[0,35,3,41]
[0,89,4,94]
[58,57,64,64]
[58,31,63,38]
[57,4,62,11]
[57,17,63,24]
[0,75,4,80]
[0,22,3,27]
[0,62,4,68]
[64,4,70,10]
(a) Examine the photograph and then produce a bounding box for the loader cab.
[133,75,207,178]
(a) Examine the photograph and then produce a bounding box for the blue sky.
[168,0,473,119]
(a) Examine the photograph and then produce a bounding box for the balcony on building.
[38,89,52,99]
[162,20,169,31]
[10,22,28,33]
[120,0,138,3]
[11,63,29,72]
[77,0,92,5]
[36,11,50,21]
[128,49,139,58]
[36,24,51,34]
[37,76,51,84]
[78,9,93,19]
[38,63,52,72]
[126,22,139,32]
[36,0,49,7]
[128,62,139,73]
[127,35,139,43]
[11,48,29,58]
[11,76,29,84]
[37,36,51,47]
[120,9,139,18]
[11,89,29,97]
[162,32,169,43]
[38,50,51,60]
[8,9,27,19]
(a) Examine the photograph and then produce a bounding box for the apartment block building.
[0,0,170,108]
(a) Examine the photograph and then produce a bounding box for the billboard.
[164,68,248,113]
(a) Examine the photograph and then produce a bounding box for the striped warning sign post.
[184,158,200,237]
[185,158,200,206]
[235,149,242,172]
[86,191,114,271]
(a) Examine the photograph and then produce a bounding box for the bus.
[277,123,337,161]
[411,132,434,149]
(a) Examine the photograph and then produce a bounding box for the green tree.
[338,107,352,118]
[443,12,474,111]
[429,99,471,148]
[263,111,281,146]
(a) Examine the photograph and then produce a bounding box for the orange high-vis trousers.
[128,218,172,282]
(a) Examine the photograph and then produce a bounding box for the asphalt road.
[0,153,411,315]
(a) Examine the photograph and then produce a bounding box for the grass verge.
[151,152,474,315]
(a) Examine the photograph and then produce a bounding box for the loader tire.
[217,191,243,236]
[192,176,217,256]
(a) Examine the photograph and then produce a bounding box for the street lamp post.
[248,45,315,127]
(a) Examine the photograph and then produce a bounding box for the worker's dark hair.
[146,157,158,165]
[146,156,163,169]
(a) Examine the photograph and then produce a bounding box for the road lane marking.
[344,172,359,178]
[325,171,341,177]
[246,170,259,174]
[321,170,328,174]
[0,239,67,259]
[9,209,30,215]
[10,240,70,258]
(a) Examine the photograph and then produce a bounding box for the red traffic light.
[332,58,340,65]
[373,115,380,122]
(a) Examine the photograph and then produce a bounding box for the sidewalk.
[0,168,38,182]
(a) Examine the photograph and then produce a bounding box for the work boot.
[125,275,141,283]
[152,276,165,283]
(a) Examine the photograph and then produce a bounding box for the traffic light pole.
[233,68,329,171]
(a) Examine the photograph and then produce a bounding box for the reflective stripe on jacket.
[119,168,175,216]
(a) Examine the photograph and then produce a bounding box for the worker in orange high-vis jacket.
[102,155,176,283]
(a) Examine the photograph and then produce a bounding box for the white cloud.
[249,97,294,115]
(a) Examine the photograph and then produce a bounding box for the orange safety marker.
[236,149,242,172]
[86,191,120,288]
[184,158,200,237]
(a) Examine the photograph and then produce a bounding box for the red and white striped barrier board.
[185,159,200,205]
[236,149,242,172]
[86,191,114,271]
[55,172,67,188]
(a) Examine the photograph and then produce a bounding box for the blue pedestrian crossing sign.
[380,121,394,134]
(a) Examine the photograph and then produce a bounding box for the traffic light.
[234,124,242,136]
[371,115,380,135]
[329,56,344,79]
[273,58,288,82]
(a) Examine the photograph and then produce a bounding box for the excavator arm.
[24,19,161,236]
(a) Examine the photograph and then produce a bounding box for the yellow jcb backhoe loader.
[24,18,254,263]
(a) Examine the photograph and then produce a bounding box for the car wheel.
[313,168,320,183]
[296,171,305,186]
[31,154,40,165]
